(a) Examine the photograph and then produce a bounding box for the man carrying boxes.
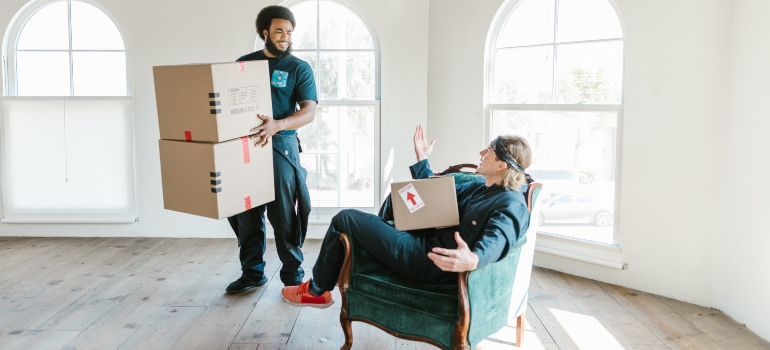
[155,5,317,294]
[225,5,318,293]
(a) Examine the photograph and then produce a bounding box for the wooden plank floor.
[0,237,767,350]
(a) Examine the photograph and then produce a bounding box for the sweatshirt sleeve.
[409,159,435,179]
[471,209,512,269]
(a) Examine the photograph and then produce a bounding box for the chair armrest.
[339,234,353,291]
[338,233,386,291]
[460,236,528,347]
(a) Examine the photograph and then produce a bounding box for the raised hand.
[413,124,435,162]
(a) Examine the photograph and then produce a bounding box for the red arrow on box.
[406,192,417,206]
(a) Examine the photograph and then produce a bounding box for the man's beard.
[264,37,292,58]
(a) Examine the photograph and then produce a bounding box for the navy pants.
[312,209,452,291]
[228,134,306,286]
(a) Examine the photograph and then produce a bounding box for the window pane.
[72,52,127,96]
[71,1,125,50]
[319,0,373,49]
[491,109,616,244]
[302,153,340,207]
[319,52,375,100]
[318,52,337,99]
[293,51,319,94]
[16,52,70,96]
[301,108,340,207]
[556,0,622,43]
[346,52,375,99]
[497,0,555,48]
[555,41,623,104]
[339,106,375,207]
[492,46,554,103]
[290,1,318,49]
[300,105,375,207]
[17,1,69,50]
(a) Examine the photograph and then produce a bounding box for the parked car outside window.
[527,167,580,202]
[539,192,614,227]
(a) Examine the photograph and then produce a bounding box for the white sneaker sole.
[282,295,335,309]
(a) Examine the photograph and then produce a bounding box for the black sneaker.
[226,275,268,294]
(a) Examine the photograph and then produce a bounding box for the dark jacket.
[409,160,530,269]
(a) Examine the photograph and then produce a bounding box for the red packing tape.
[241,136,250,164]
[184,131,192,141]
[244,196,252,210]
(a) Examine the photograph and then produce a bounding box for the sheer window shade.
[0,97,136,223]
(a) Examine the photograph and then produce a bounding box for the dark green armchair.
[337,181,542,350]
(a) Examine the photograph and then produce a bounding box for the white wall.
[427,0,731,310]
[425,0,502,168]
[0,0,429,238]
[721,0,770,341]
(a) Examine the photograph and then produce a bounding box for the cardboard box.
[159,137,274,219]
[391,176,460,231]
[153,61,272,142]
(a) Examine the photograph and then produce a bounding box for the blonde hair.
[496,135,532,191]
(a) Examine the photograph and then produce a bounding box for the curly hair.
[256,6,296,40]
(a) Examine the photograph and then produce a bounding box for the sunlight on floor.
[550,308,624,349]
[478,314,555,350]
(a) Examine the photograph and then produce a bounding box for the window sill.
[1,213,137,224]
[535,232,626,270]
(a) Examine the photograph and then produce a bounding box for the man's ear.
[262,29,269,40]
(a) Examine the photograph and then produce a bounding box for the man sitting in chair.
[281,125,532,308]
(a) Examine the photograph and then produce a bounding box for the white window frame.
[485,0,626,269]
[261,0,382,221]
[2,0,129,96]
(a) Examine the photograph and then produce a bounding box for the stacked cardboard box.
[153,61,275,219]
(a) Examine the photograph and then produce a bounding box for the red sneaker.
[281,280,334,309]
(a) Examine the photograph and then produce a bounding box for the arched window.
[1,0,134,223]
[262,0,380,210]
[487,0,623,244]
[9,0,126,96]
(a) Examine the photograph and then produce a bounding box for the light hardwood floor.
[0,237,766,350]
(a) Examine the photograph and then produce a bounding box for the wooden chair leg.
[516,312,525,347]
[340,310,353,350]
[452,271,471,350]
